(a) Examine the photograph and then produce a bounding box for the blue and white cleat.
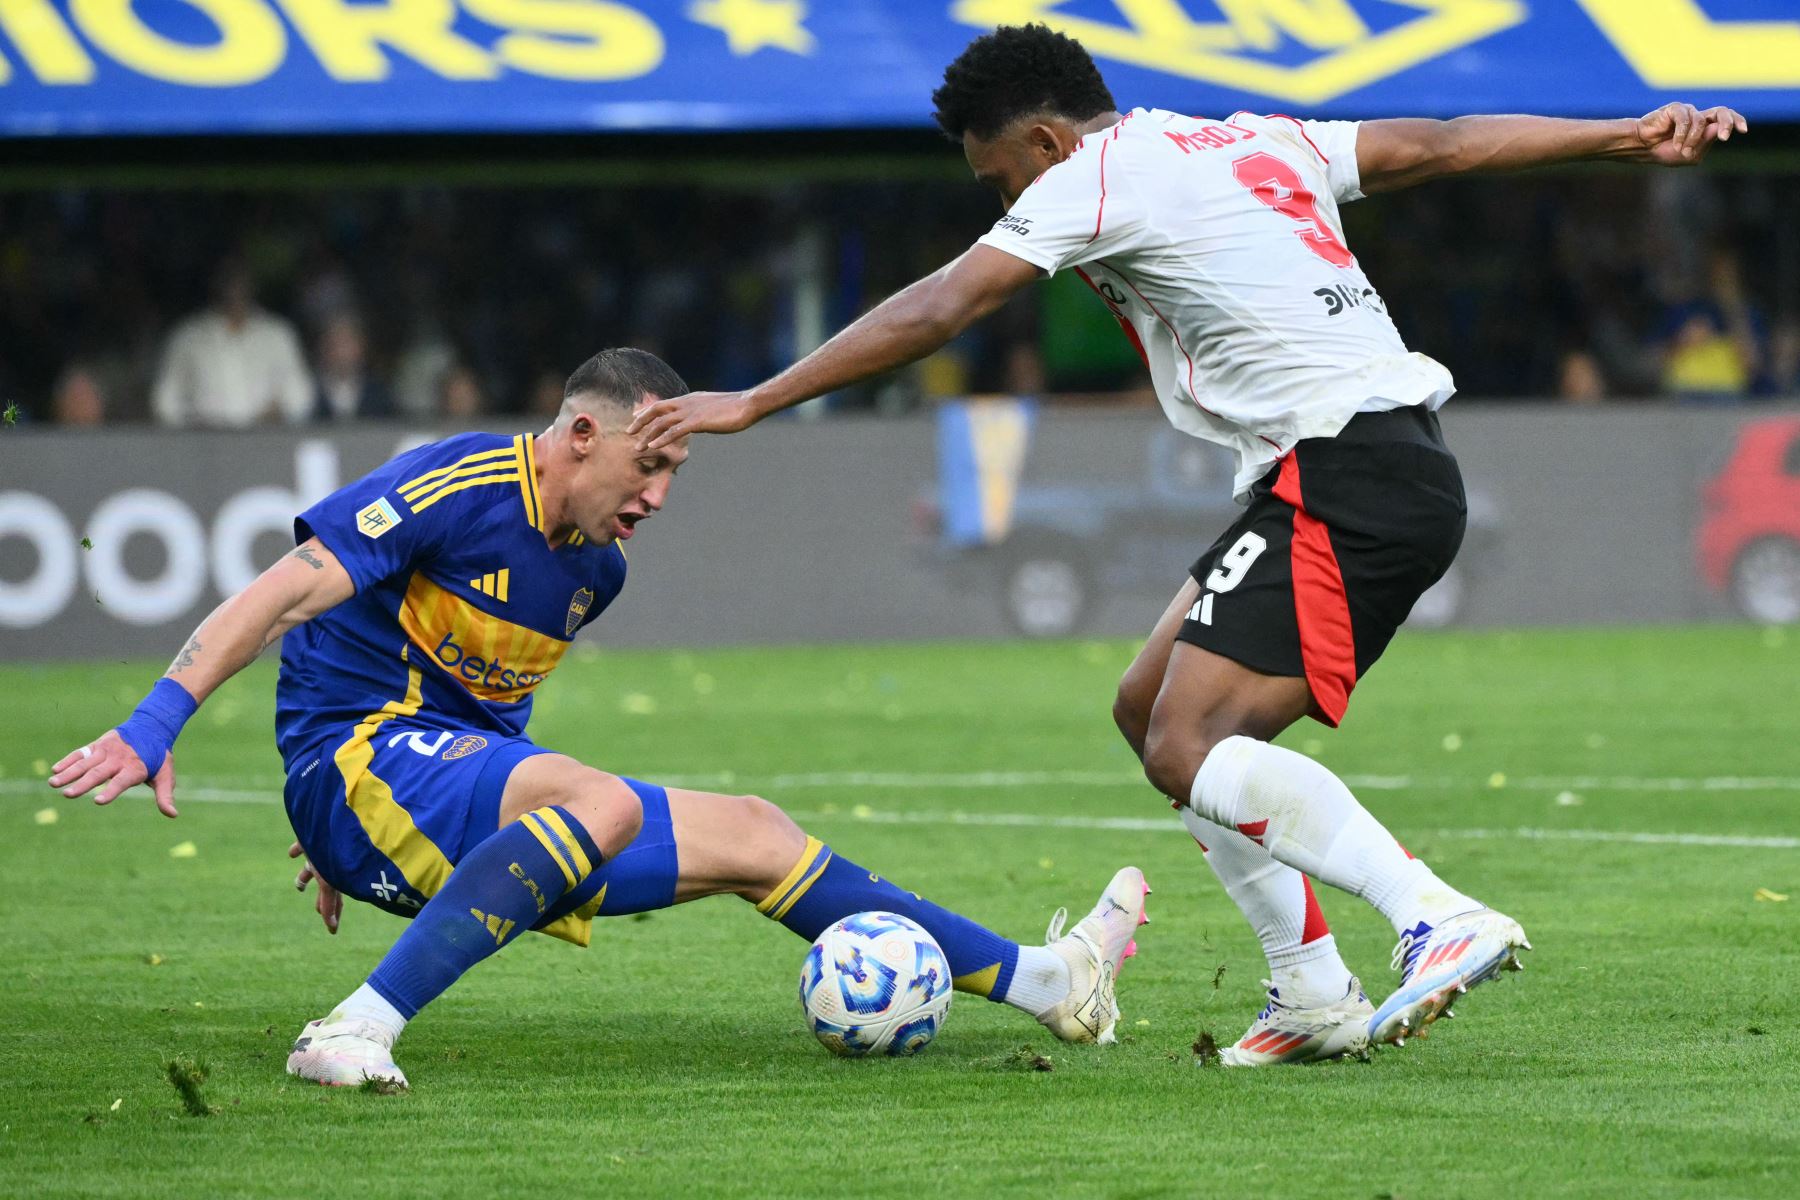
[285,1012,409,1090]
[1368,908,1530,1047]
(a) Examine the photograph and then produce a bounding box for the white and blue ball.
[800,911,952,1057]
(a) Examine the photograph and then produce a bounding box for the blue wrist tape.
[116,678,198,778]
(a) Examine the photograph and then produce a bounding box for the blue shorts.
[283,720,679,946]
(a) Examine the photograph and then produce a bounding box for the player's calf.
[291,792,639,1088]
[748,827,1147,1042]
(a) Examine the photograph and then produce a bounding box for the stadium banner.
[2,403,1796,661]
[2,1,1799,137]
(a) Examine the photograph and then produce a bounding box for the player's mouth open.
[616,512,645,539]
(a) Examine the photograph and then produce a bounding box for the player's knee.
[1112,673,1154,756]
[1141,707,1240,803]
[731,794,808,898]
[553,769,644,860]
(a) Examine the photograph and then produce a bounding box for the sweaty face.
[567,401,689,547]
[963,118,1076,211]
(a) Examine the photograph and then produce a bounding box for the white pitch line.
[6,780,1794,849]
[9,768,1800,796]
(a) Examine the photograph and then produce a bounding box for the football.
[800,912,953,1057]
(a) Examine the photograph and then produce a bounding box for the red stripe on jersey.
[1300,877,1331,944]
[1107,266,1280,447]
[1089,137,1109,243]
[1270,113,1329,163]
[1273,454,1356,727]
[1073,267,1150,369]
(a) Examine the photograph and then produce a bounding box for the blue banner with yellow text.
[2,1,1799,137]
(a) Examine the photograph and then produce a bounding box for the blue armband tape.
[116,678,198,778]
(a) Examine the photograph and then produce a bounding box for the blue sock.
[367,807,603,1019]
[761,839,1020,1000]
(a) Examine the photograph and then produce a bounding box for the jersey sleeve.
[1239,114,1364,204]
[1300,119,1364,203]
[974,140,1151,277]
[294,445,463,593]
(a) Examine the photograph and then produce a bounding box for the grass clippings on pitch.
[2,626,1797,1198]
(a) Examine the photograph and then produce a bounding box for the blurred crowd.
[3,166,1796,430]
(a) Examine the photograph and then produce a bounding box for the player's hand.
[290,841,342,934]
[1634,103,1747,165]
[628,390,757,450]
[47,729,179,818]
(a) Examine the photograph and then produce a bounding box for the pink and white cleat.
[1038,866,1150,1045]
[285,1012,409,1089]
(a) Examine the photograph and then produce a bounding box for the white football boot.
[285,1012,409,1090]
[1368,907,1531,1047]
[1217,979,1373,1067]
[1037,866,1150,1045]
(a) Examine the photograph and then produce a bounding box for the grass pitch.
[2,627,1797,1198]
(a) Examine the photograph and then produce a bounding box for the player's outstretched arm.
[629,244,1041,449]
[47,538,354,816]
[1354,103,1748,194]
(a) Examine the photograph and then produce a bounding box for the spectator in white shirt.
[152,262,311,428]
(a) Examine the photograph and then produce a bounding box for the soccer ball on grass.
[800,912,952,1057]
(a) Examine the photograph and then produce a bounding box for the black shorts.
[1178,406,1466,727]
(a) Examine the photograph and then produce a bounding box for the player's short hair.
[563,348,688,419]
[931,23,1116,142]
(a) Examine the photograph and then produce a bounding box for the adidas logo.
[469,569,511,601]
[469,907,516,946]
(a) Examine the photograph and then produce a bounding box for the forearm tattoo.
[172,636,202,671]
[291,546,326,570]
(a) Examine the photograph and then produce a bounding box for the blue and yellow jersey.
[274,431,625,770]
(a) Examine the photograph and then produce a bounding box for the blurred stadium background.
[4,7,1800,1195]
[3,2,1800,658]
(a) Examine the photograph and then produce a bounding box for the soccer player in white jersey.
[630,25,1747,1064]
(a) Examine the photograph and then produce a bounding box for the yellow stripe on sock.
[534,807,593,878]
[521,812,578,890]
[756,836,827,915]
[770,852,834,921]
[952,963,1002,998]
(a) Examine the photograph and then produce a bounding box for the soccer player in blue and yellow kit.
[50,348,1147,1089]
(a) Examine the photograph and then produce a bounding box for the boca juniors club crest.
[566,588,594,637]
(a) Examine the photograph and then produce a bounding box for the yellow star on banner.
[688,0,817,57]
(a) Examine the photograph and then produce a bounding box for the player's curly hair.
[565,347,688,414]
[932,24,1117,142]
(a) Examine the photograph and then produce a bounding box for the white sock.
[334,982,407,1046]
[1000,945,1072,1017]
[1183,810,1354,1007]
[1190,736,1479,935]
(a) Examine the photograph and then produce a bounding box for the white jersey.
[976,108,1455,498]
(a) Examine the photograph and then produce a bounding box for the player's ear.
[568,412,596,455]
[1027,121,1064,164]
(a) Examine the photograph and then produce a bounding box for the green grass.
[2,627,1798,1199]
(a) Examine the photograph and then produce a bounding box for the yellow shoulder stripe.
[409,472,523,513]
[516,434,544,530]
[403,456,522,500]
[399,446,514,495]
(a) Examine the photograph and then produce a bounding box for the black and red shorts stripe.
[1177,406,1466,727]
